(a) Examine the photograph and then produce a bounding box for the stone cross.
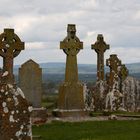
[60,24,83,82]
[91,34,109,81]
[58,24,85,110]
[106,54,122,89]
[0,29,24,84]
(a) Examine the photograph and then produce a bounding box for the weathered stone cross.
[0,28,24,84]
[91,34,109,81]
[60,24,83,83]
[106,54,122,89]
[58,24,85,110]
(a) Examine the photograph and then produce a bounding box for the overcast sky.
[0,0,140,65]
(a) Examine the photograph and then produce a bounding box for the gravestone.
[119,64,129,81]
[0,28,24,84]
[19,59,42,108]
[118,64,129,92]
[58,24,85,111]
[106,54,122,90]
[0,78,32,140]
[0,29,32,139]
[91,34,109,81]
[122,76,140,112]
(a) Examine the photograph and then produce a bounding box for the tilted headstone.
[106,54,122,90]
[19,59,42,108]
[0,29,32,140]
[58,24,85,110]
[91,34,109,81]
[0,28,24,84]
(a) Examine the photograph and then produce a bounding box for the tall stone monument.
[106,54,122,90]
[0,29,32,139]
[91,34,109,81]
[19,59,42,107]
[0,28,24,84]
[58,24,85,111]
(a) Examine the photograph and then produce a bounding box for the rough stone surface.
[104,55,129,111]
[0,28,32,140]
[105,76,140,112]
[58,24,85,110]
[83,84,94,110]
[0,28,24,84]
[106,54,122,90]
[122,76,140,112]
[19,59,42,107]
[92,80,109,111]
[0,75,32,140]
[31,108,47,124]
[91,34,109,81]
[105,84,123,111]
[91,49,131,111]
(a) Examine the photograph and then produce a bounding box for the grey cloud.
[0,0,140,64]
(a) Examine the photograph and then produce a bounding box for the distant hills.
[14,62,140,75]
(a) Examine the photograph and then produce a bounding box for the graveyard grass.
[33,120,140,140]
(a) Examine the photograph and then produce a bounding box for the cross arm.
[91,42,110,52]
[60,41,83,50]
[12,42,24,51]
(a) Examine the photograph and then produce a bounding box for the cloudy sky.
[0,0,140,65]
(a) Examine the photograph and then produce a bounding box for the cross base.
[58,82,85,110]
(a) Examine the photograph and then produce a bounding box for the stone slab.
[19,59,42,108]
[31,108,47,124]
[53,109,89,117]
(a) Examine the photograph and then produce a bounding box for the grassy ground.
[33,120,140,140]
[42,94,58,111]
[89,111,140,117]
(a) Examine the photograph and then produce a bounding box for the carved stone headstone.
[0,28,24,84]
[91,34,109,81]
[58,24,85,110]
[0,70,32,140]
[106,54,121,90]
[19,59,42,107]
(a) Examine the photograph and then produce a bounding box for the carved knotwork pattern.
[0,29,24,58]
